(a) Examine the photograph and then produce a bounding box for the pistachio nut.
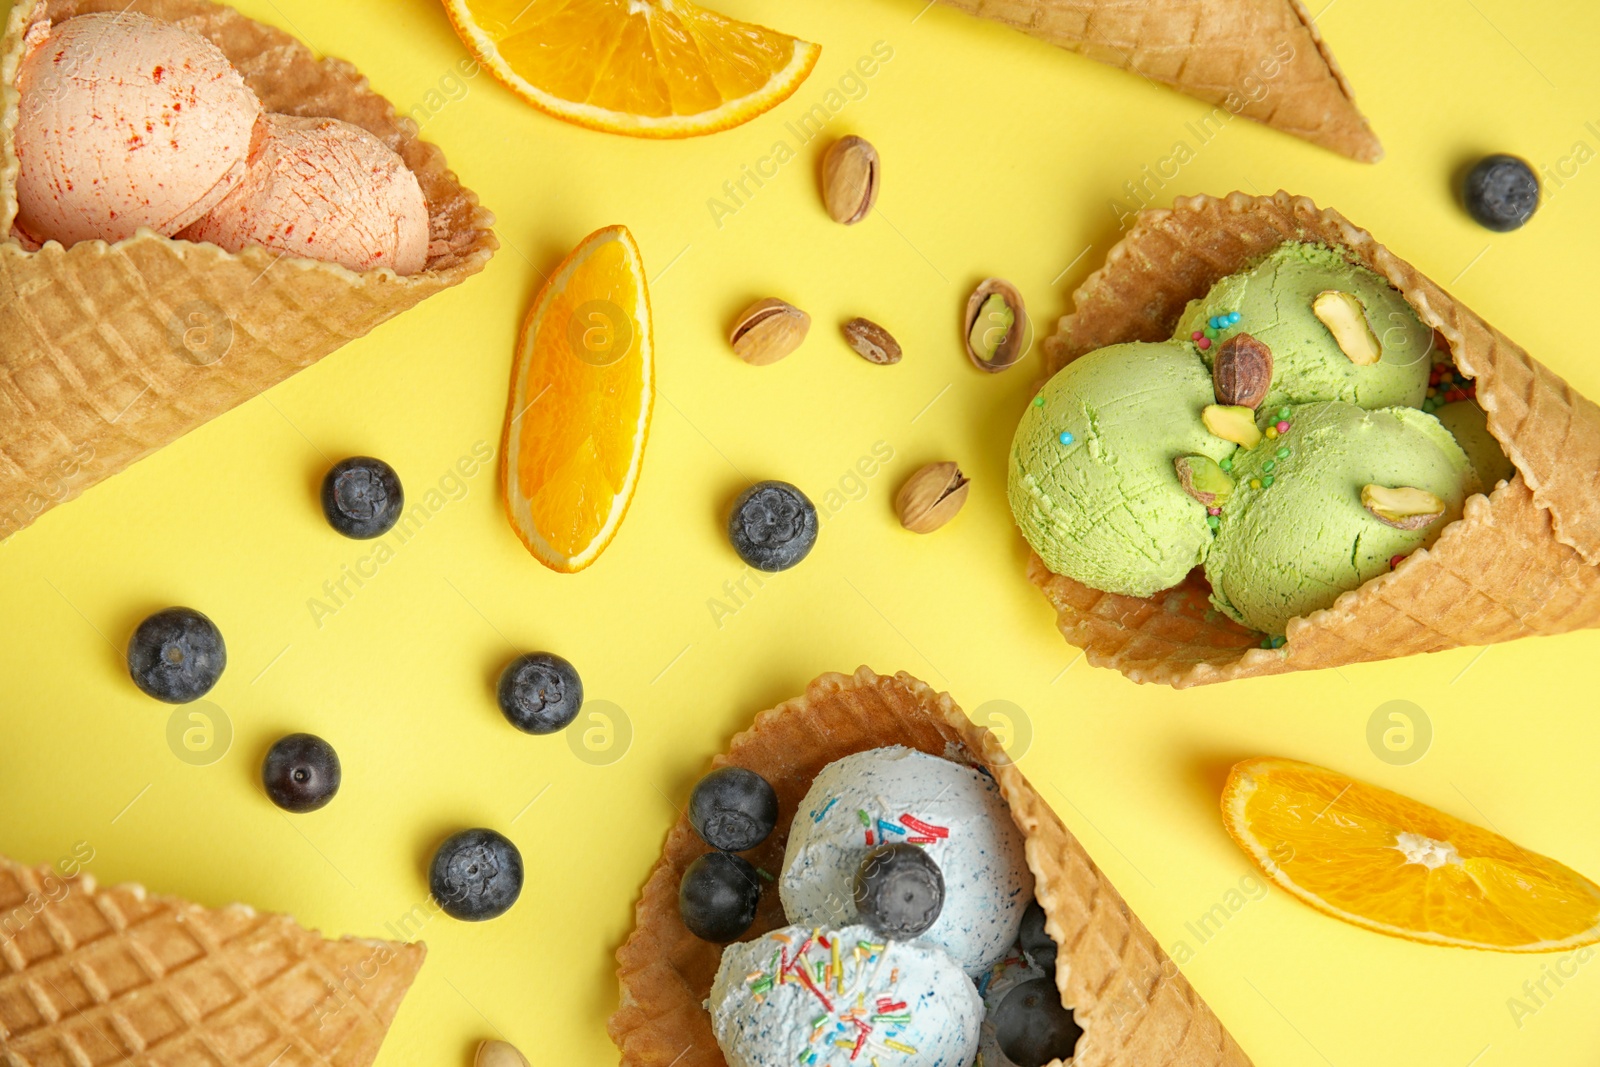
[895,462,969,533]
[842,317,902,364]
[730,298,810,366]
[1361,484,1446,530]
[1312,290,1382,366]
[822,136,879,225]
[964,279,1027,372]
[476,1042,531,1067]
[1212,333,1273,408]
[1201,404,1262,449]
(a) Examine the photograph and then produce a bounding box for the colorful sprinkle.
[811,797,839,823]
[1275,420,1290,433]
[878,819,904,837]
[1262,475,1275,487]
[757,867,774,882]
[1197,336,1212,350]
[884,1041,918,1055]
[1264,426,1278,440]
[1277,406,1291,419]
[1262,459,1275,473]
[1219,457,1233,472]
[906,836,938,845]
[1207,506,1221,516]
[1277,446,1291,459]
[1191,331,1204,341]
[1032,395,1044,407]
[1389,554,1405,569]
[1059,432,1075,446]
[1206,515,1220,530]
[1250,478,1262,489]
[1262,635,1287,649]
[899,814,949,838]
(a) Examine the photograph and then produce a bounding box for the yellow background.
[4,0,1600,1064]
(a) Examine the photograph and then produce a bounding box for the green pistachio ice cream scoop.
[1204,401,1477,636]
[1174,242,1434,413]
[1008,341,1235,597]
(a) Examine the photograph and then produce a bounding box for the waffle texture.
[0,0,498,541]
[0,853,424,1067]
[607,666,1252,1067]
[1028,190,1600,687]
[936,0,1380,161]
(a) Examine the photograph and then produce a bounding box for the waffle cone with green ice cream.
[1016,191,1600,686]
[1008,341,1234,597]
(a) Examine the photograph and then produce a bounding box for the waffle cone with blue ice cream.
[607,667,1253,1067]
[1026,191,1600,687]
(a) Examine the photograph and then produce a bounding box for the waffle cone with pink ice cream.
[181,112,430,274]
[13,7,430,274]
[0,0,498,545]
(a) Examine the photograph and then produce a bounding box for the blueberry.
[262,733,341,813]
[679,851,761,942]
[993,977,1083,1067]
[430,828,523,921]
[1018,900,1057,975]
[1462,155,1539,232]
[496,653,583,734]
[728,481,818,572]
[689,767,778,852]
[853,843,944,939]
[127,607,226,703]
[321,457,404,539]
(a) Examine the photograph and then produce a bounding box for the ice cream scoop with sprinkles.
[779,747,1034,977]
[708,923,982,1067]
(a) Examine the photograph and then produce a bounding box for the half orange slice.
[441,0,821,138]
[1223,757,1600,951]
[501,225,652,573]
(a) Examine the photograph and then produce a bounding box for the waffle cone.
[0,852,424,1067]
[0,0,497,542]
[936,0,1380,161]
[1027,190,1600,687]
[608,666,1252,1067]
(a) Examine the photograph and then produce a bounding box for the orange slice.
[441,0,821,138]
[1223,757,1600,951]
[501,225,652,573]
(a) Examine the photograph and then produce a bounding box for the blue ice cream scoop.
[779,746,1034,976]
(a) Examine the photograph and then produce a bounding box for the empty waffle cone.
[0,0,498,542]
[608,666,1252,1067]
[936,0,1380,161]
[1028,190,1600,687]
[0,852,424,1067]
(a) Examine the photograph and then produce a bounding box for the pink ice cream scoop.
[181,114,430,275]
[14,11,261,246]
